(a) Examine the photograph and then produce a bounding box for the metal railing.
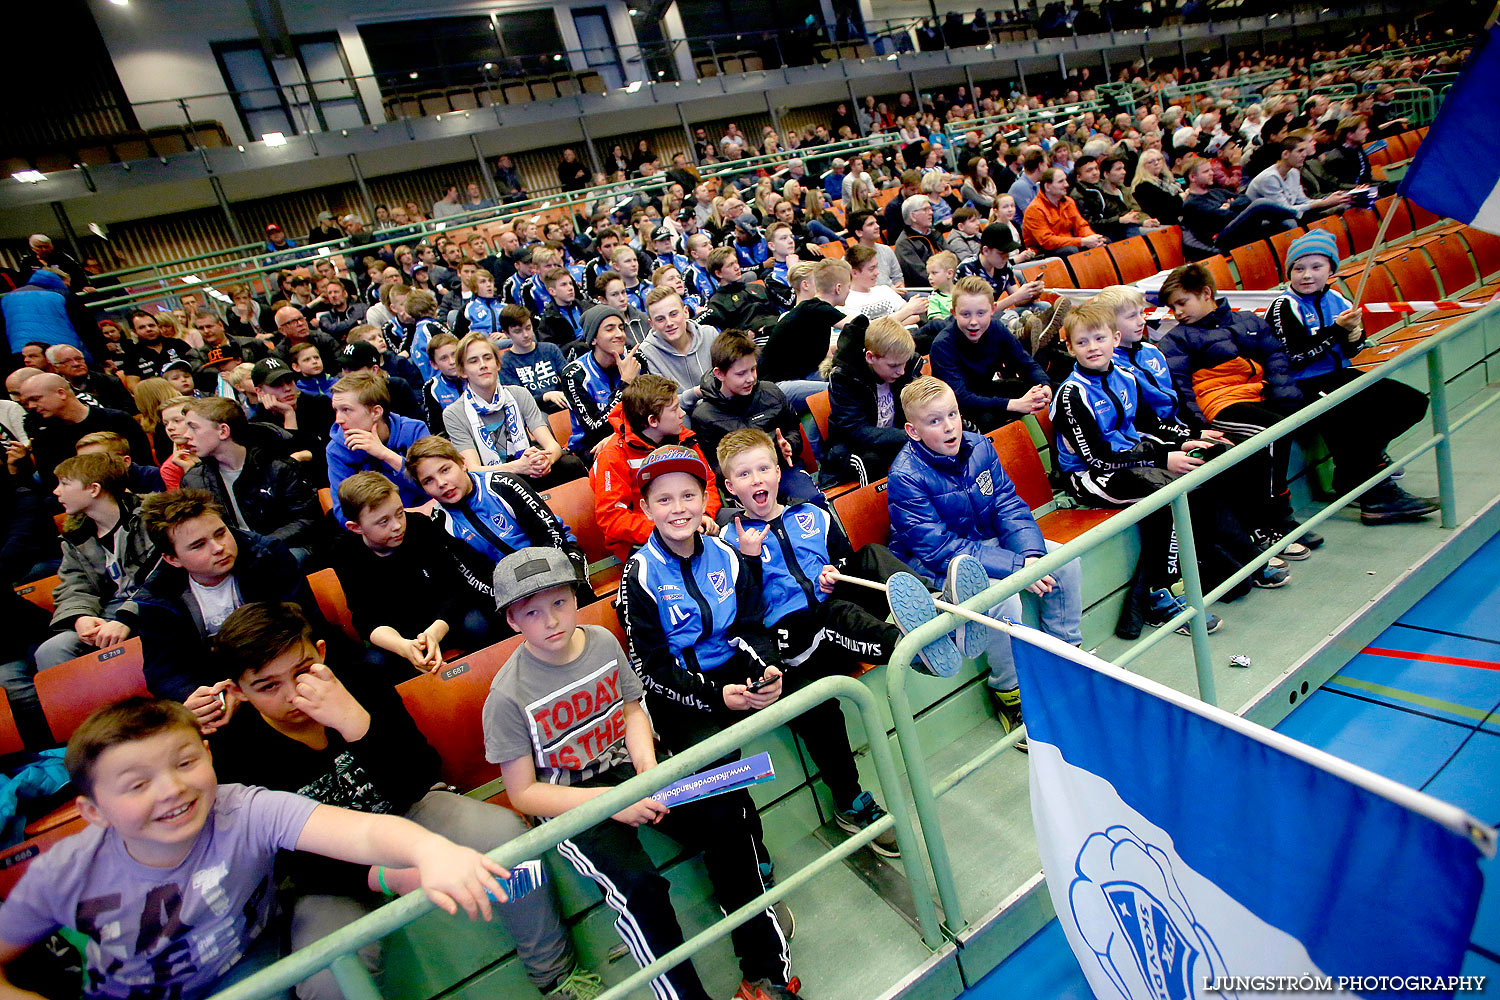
[211,300,1500,1000]
[881,300,1500,932]
[211,676,941,1000]
[1311,37,1472,72]
[89,131,901,311]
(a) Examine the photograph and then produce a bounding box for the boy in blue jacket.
[888,377,1082,749]
[327,372,432,524]
[929,277,1052,432]
[1265,231,1436,524]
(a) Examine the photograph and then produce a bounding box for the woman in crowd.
[960,156,998,212]
[1130,149,1185,227]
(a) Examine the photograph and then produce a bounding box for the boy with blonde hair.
[887,376,1083,749]
[923,251,959,320]
[929,277,1051,431]
[825,317,921,482]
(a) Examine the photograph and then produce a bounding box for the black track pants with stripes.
[555,773,791,1000]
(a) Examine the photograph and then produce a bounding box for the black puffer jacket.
[825,315,922,479]
[691,374,804,490]
[182,446,324,549]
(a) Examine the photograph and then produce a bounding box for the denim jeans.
[807,220,842,244]
[1216,198,1299,251]
[777,377,829,459]
[981,540,1084,691]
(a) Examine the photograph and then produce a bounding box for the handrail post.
[1427,351,1458,529]
[886,638,969,933]
[1169,493,1218,707]
[329,955,383,1000]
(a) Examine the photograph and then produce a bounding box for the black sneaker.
[1251,562,1290,588]
[1280,518,1324,550]
[757,862,795,940]
[1144,587,1223,634]
[1250,527,1309,561]
[993,690,1029,753]
[1359,482,1440,525]
[834,791,901,857]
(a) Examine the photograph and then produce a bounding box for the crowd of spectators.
[0,24,1472,1000]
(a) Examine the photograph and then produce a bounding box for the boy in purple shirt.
[0,698,511,1000]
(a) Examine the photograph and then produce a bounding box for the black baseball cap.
[651,226,674,243]
[339,340,381,371]
[162,358,194,375]
[979,223,1020,254]
[251,357,297,387]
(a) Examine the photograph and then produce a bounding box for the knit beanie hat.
[581,304,625,344]
[1285,229,1340,270]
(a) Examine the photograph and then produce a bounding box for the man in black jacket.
[208,600,596,1000]
[180,397,325,564]
[893,196,943,287]
[249,357,335,487]
[1180,157,1298,257]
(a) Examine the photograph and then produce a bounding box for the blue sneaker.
[942,553,991,659]
[887,573,962,677]
[1146,588,1223,635]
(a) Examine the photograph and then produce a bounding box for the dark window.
[213,34,366,140]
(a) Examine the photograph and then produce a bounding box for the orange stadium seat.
[547,408,572,448]
[1457,227,1500,280]
[15,576,60,615]
[397,636,523,793]
[1342,209,1380,255]
[1018,256,1072,290]
[1382,251,1442,302]
[1375,196,1414,242]
[1107,237,1159,283]
[1145,226,1185,270]
[1269,227,1306,269]
[1308,216,1352,260]
[1229,241,1280,291]
[1420,233,1480,297]
[1201,255,1234,292]
[1406,200,1442,231]
[1067,247,1120,289]
[307,568,359,643]
[831,479,892,552]
[35,638,149,745]
[540,476,623,597]
[987,422,1118,544]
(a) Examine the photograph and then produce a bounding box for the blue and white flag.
[1012,625,1495,999]
[1399,25,1500,234]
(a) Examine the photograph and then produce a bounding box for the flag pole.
[1350,193,1403,308]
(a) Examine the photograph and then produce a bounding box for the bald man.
[14,372,152,491]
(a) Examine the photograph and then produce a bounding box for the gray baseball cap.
[492,548,587,613]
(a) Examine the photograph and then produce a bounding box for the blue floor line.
[963,534,1500,999]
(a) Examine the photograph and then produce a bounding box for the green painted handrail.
[882,301,1500,930]
[208,675,942,1000]
[92,131,903,311]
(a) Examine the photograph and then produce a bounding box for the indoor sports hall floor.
[968,531,1500,999]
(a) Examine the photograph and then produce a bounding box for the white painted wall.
[86,0,596,144]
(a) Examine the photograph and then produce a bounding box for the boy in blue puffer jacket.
[888,376,1082,750]
[1266,230,1436,525]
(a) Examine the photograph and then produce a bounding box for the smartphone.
[1188,441,1229,461]
[746,674,778,693]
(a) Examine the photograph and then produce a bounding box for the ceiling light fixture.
[13,170,45,183]
[261,131,288,147]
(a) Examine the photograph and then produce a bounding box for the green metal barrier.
[208,675,941,1000]
[942,101,1105,148]
[1312,38,1472,73]
[92,132,901,312]
[882,302,1500,931]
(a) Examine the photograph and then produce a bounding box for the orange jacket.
[590,403,721,562]
[1191,357,1267,424]
[1021,193,1097,251]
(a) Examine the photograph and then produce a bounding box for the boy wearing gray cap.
[484,547,802,1000]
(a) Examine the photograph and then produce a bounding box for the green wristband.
[376,866,395,896]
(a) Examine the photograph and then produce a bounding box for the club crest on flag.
[1070,826,1228,1000]
[977,470,994,496]
[708,570,731,598]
